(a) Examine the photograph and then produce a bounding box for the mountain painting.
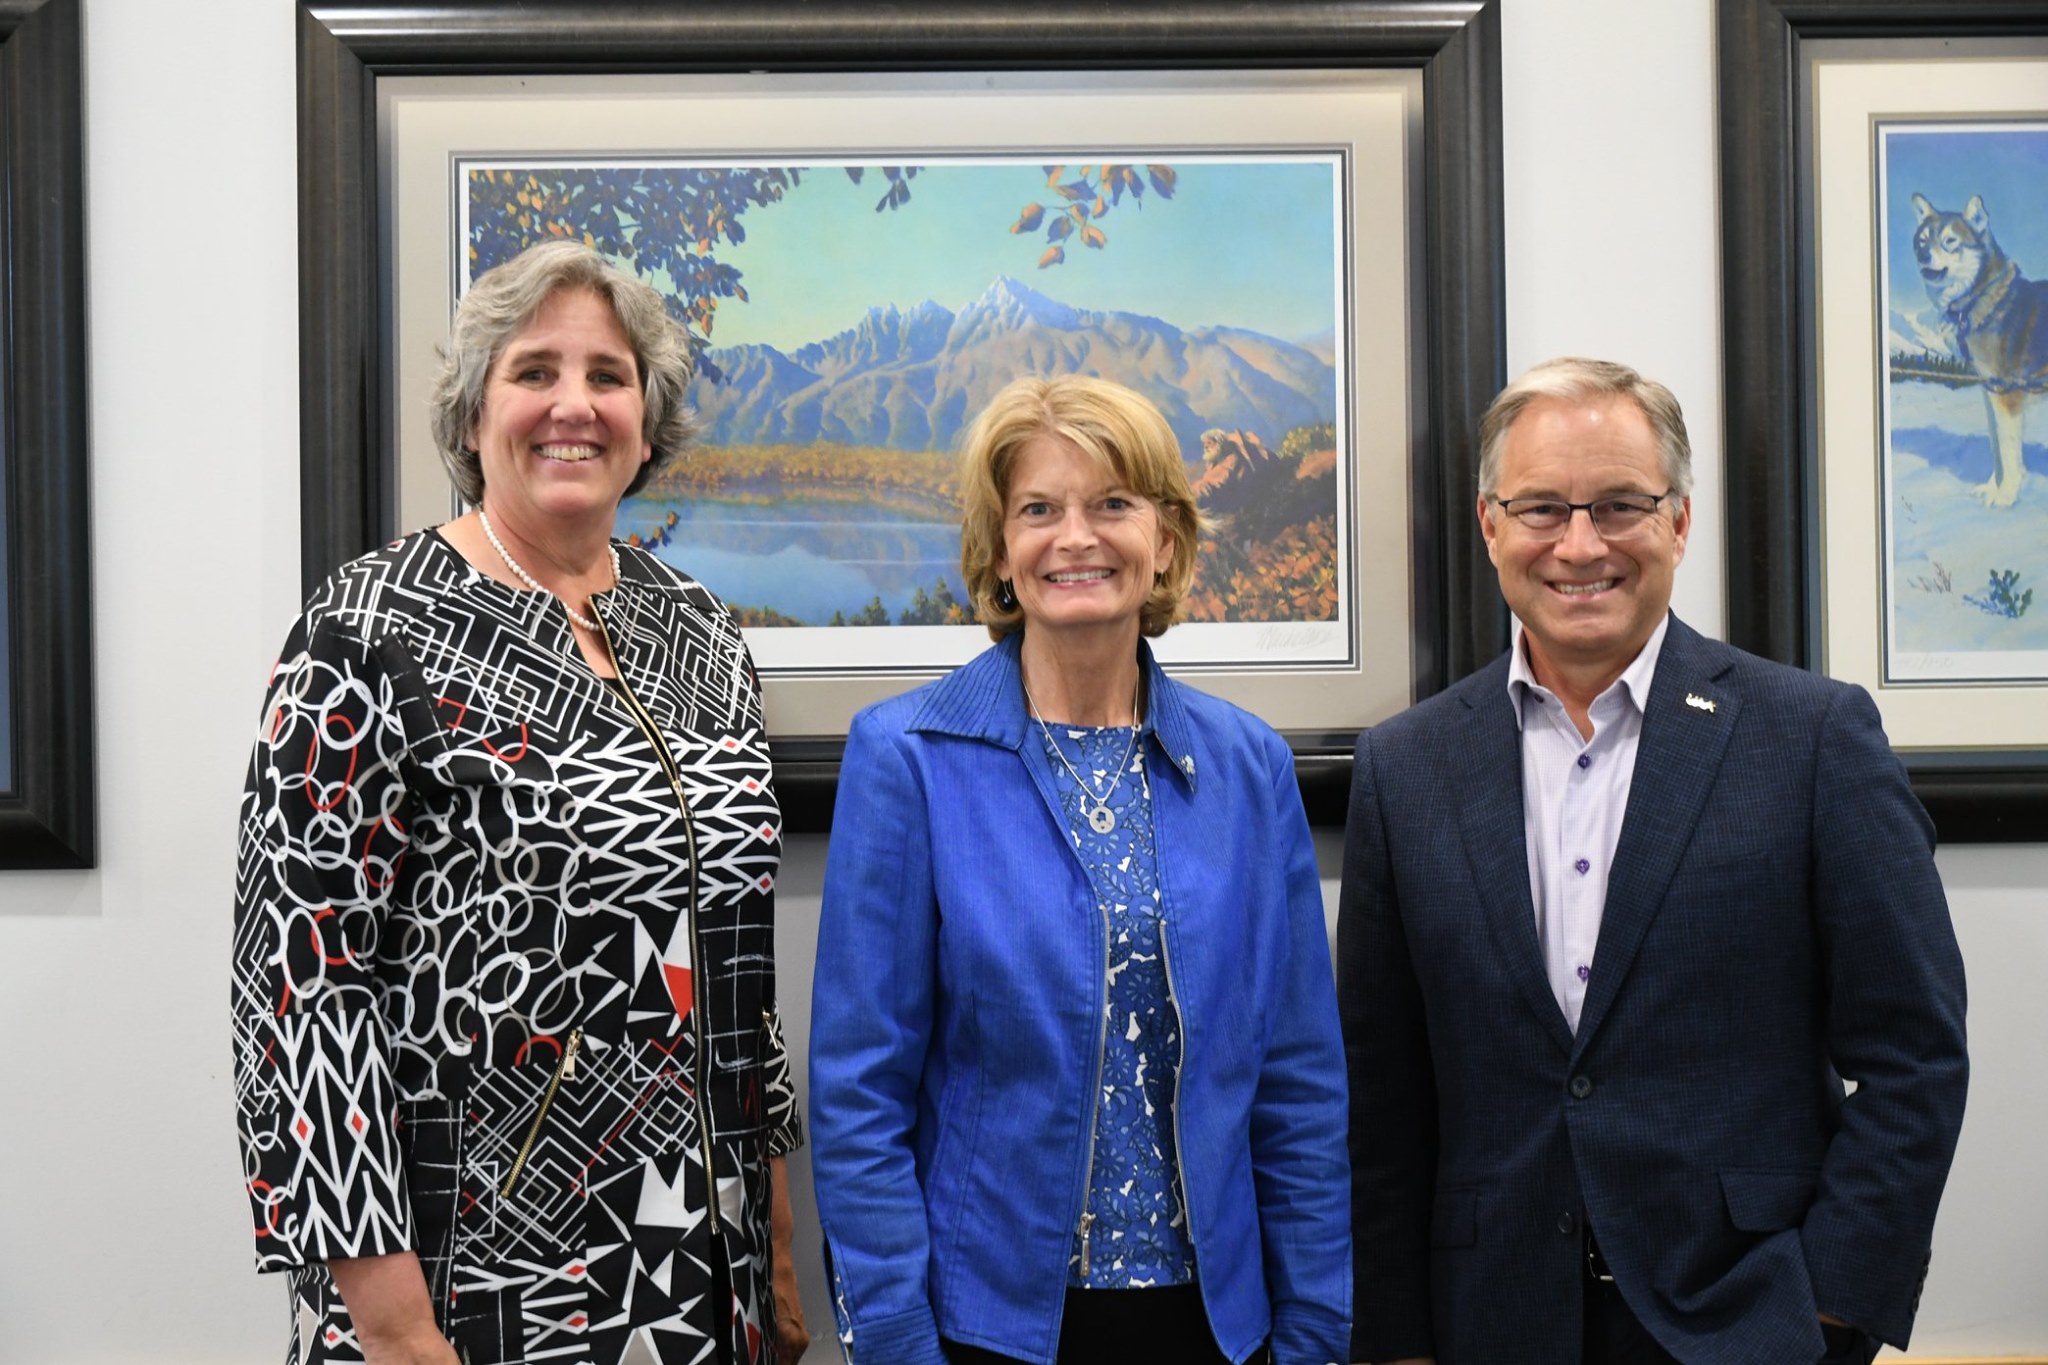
[1879,121,2048,683]
[460,156,1350,671]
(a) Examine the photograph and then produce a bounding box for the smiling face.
[996,431,1173,644]
[1480,393,1689,693]
[471,287,652,531]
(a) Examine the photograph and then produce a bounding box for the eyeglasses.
[1491,489,1676,539]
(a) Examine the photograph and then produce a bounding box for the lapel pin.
[1181,755,1196,775]
[1685,693,1717,713]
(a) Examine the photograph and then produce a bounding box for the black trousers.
[709,1231,737,1365]
[1582,1276,1681,1365]
[942,1284,1258,1365]
[1582,1262,1881,1365]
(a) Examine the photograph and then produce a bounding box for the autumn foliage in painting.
[1183,423,1341,623]
[466,160,1176,378]
[1009,163,1178,269]
[468,166,813,379]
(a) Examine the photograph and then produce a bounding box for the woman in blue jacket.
[808,375,1350,1365]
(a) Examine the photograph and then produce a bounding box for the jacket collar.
[1453,652,1574,1056]
[1451,613,1747,1057]
[1570,613,1741,1051]
[907,632,1202,793]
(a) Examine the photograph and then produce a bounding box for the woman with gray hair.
[233,240,808,1365]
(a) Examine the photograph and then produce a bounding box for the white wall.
[0,1,2039,1360]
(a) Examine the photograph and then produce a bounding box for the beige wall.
[0,1,2040,1359]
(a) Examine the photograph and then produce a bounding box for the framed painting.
[0,0,92,871]
[300,1,1507,827]
[1721,0,2048,842]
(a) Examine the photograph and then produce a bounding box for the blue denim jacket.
[809,635,1350,1365]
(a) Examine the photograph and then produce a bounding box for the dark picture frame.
[299,0,1507,828]
[0,0,93,870]
[1719,0,2048,842]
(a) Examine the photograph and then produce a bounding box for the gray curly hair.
[428,240,699,505]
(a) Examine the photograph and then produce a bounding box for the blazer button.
[1569,1075,1594,1098]
[1557,1211,1576,1234]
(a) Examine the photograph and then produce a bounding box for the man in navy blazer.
[1338,357,1967,1365]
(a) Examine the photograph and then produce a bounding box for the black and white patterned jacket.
[233,530,801,1365]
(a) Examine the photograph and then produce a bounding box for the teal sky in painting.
[692,158,1339,349]
[1882,123,2048,309]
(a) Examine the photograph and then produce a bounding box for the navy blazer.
[1338,614,1967,1364]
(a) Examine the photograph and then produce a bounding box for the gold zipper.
[589,596,720,1237]
[500,1026,583,1198]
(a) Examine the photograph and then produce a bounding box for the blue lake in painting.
[619,491,967,625]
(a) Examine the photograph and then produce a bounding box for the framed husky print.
[1720,0,2048,842]
[0,0,92,871]
[299,1,1506,828]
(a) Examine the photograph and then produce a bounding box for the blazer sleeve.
[1798,683,1969,1348]
[231,611,419,1271]
[761,1003,805,1157]
[729,628,804,1158]
[807,708,948,1365]
[1248,735,1354,1365]
[1336,725,1442,1362]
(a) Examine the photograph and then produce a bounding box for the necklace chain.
[1024,672,1143,834]
[478,508,620,632]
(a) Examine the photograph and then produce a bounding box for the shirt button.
[1557,1211,1577,1234]
[1575,857,1590,874]
[1577,754,1591,769]
[1576,963,1591,982]
[1570,1075,1594,1099]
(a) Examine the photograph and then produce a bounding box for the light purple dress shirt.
[1507,614,1670,1034]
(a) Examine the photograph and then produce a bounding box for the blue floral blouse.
[1034,720,1198,1289]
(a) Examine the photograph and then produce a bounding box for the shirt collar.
[909,632,1200,792]
[1506,612,1672,732]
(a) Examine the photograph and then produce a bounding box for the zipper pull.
[1077,1210,1095,1278]
[561,1027,584,1080]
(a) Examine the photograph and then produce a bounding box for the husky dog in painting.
[1911,192,2048,507]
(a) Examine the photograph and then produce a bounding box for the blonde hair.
[958,375,1206,641]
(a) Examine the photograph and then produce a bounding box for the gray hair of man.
[428,239,700,506]
[1475,356,1694,504]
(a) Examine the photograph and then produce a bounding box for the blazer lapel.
[1456,675,1576,1057]
[1572,618,1741,1053]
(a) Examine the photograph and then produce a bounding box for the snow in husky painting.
[460,157,1347,674]
[1880,122,2048,682]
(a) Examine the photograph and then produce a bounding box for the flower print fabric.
[1036,721,1198,1289]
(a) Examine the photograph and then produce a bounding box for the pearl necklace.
[1024,673,1142,835]
[478,508,619,632]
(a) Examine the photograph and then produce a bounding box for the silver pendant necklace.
[479,507,620,632]
[1024,672,1142,834]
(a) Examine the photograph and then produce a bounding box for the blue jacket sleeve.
[807,708,949,1365]
[1798,683,1968,1348]
[1250,733,1354,1365]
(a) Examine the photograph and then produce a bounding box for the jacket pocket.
[1431,1186,1480,1248]
[1719,1167,1818,1232]
[499,1027,586,1200]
